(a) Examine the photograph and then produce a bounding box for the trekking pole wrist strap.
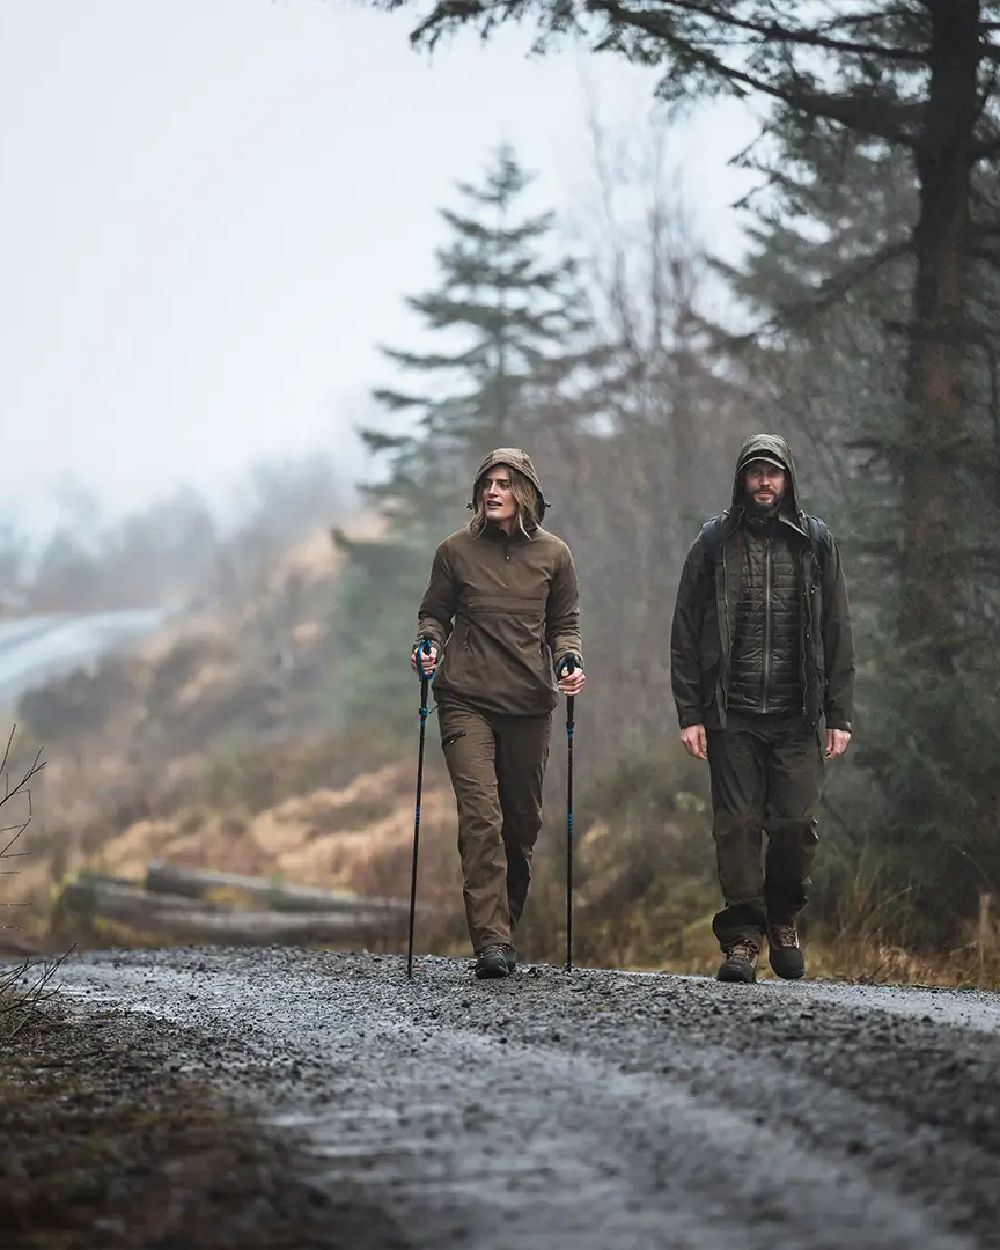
[414,638,435,684]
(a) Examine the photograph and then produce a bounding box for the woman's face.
[482,467,517,529]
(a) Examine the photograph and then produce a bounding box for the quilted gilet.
[727,520,803,714]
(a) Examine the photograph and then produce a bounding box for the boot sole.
[474,964,510,980]
[767,926,804,979]
[717,965,757,984]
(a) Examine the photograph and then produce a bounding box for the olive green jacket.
[418,521,582,717]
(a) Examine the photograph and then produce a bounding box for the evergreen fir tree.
[334,146,599,726]
[362,145,594,526]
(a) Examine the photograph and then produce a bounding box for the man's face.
[744,460,786,512]
[482,467,516,528]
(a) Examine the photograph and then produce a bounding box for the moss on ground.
[0,1005,403,1250]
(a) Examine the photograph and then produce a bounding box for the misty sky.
[1,1,759,537]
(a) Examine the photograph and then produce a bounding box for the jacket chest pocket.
[452,613,474,654]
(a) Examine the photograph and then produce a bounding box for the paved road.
[57,949,1000,1250]
[0,609,164,708]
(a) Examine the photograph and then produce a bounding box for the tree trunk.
[145,861,408,915]
[899,0,981,666]
[54,880,406,947]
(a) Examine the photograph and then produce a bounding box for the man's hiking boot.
[475,945,510,980]
[717,939,759,984]
[767,922,805,979]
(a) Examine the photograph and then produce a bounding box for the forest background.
[5,1,1000,985]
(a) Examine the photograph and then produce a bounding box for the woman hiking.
[411,448,585,979]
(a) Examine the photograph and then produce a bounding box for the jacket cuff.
[676,709,705,730]
[825,713,852,733]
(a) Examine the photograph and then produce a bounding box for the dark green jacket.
[670,434,855,733]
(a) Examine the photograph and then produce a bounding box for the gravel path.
[47,949,1000,1249]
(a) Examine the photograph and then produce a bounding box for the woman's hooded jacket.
[417,448,582,716]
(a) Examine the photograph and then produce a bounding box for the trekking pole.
[407,640,432,979]
[563,656,576,972]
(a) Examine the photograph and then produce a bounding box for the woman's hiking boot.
[717,939,759,983]
[475,945,511,979]
[767,922,805,979]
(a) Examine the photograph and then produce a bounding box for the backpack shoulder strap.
[804,515,832,569]
[700,513,727,575]
[701,511,830,572]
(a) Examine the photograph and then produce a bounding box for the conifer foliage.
[334,146,596,720]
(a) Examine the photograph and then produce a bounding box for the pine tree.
[334,146,599,724]
[363,145,594,522]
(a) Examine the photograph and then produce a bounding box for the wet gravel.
[33,949,1000,1248]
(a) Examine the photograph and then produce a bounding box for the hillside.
[7,524,462,952]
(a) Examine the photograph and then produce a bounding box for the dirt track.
[19,948,1000,1249]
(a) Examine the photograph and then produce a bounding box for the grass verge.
[0,1001,404,1250]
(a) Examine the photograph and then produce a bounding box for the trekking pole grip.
[416,639,433,711]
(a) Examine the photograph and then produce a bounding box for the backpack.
[701,511,832,576]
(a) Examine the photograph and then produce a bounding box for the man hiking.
[670,434,854,983]
[412,449,585,979]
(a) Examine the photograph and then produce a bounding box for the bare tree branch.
[0,946,76,1043]
[0,728,47,968]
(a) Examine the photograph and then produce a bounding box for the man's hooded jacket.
[670,434,854,733]
[417,448,582,716]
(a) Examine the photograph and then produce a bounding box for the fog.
[0,0,755,542]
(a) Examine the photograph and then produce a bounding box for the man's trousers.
[438,700,551,953]
[706,711,823,951]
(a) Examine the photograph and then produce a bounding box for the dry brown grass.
[804,932,1000,990]
[627,917,1000,989]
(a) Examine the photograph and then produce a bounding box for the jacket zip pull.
[762,535,772,712]
[718,544,730,711]
[801,564,810,715]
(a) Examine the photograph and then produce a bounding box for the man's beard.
[746,487,784,516]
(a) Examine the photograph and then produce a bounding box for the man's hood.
[731,433,802,519]
[469,447,548,521]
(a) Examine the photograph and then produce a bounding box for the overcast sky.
[0,1,759,537]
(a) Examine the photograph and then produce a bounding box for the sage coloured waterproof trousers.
[438,699,551,953]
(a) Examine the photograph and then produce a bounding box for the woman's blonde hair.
[470,464,541,539]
